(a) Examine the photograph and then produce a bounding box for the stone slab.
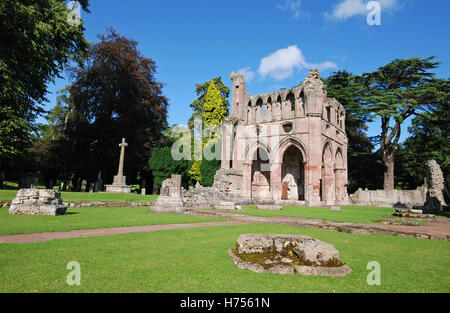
[105,185,131,193]
[256,205,283,211]
[9,189,67,216]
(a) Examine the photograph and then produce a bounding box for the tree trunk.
[383,154,395,190]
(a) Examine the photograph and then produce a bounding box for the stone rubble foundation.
[229,234,352,276]
[9,189,67,216]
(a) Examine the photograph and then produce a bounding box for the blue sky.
[46,0,450,144]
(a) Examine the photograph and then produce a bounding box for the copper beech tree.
[65,29,168,185]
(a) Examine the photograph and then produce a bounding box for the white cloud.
[257,45,337,81]
[277,0,310,20]
[326,0,400,21]
[237,67,255,82]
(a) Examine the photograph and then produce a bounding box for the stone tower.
[219,69,348,206]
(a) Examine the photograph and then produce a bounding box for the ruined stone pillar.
[221,122,231,169]
[306,114,322,206]
[323,164,336,205]
[242,163,252,198]
[334,169,347,203]
[270,162,282,200]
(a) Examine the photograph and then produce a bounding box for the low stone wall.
[188,210,450,242]
[349,187,427,208]
[2,200,154,208]
[68,201,154,208]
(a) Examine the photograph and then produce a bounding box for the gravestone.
[81,180,87,192]
[94,172,103,192]
[0,172,4,188]
[31,177,38,189]
[105,138,131,193]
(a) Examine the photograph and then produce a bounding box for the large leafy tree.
[323,71,384,192]
[66,28,168,185]
[357,57,448,190]
[0,0,90,163]
[395,99,450,202]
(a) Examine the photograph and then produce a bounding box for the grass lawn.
[0,207,223,235]
[238,206,398,224]
[0,223,448,293]
[0,189,158,203]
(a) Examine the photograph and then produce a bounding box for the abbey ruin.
[218,69,349,206]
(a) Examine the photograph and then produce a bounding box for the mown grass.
[237,206,397,224]
[0,223,448,293]
[0,189,158,203]
[0,207,222,235]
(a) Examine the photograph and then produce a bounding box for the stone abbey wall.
[349,160,447,210]
[219,69,349,206]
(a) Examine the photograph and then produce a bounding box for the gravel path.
[0,221,246,244]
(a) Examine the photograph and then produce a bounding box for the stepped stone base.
[105,175,131,193]
[105,185,131,193]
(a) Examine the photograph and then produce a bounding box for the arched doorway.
[321,143,335,204]
[251,147,271,200]
[281,146,305,200]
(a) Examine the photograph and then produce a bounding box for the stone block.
[230,234,352,277]
[256,205,283,211]
[9,189,67,216]
[105,185,131,193]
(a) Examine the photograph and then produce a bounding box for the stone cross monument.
[105,138,131,193]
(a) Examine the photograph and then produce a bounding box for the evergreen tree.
[324,71,384,192]
[188,80,229,183]
[395,99,449,202]
[188,77,230,129]
[149,146,191,189]
[357,57,447,190]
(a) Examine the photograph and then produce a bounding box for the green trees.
[188,77,230,129]
[357,57,447,190]
[0,0,90,162]
[324,71,384,192]
[61,29,168,186]
[395,99,449,202]
[188,80,229,185]
[148,146,191,189]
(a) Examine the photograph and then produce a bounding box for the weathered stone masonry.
[220,69,349,206]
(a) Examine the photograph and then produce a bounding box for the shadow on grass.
[435,210,450,218]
